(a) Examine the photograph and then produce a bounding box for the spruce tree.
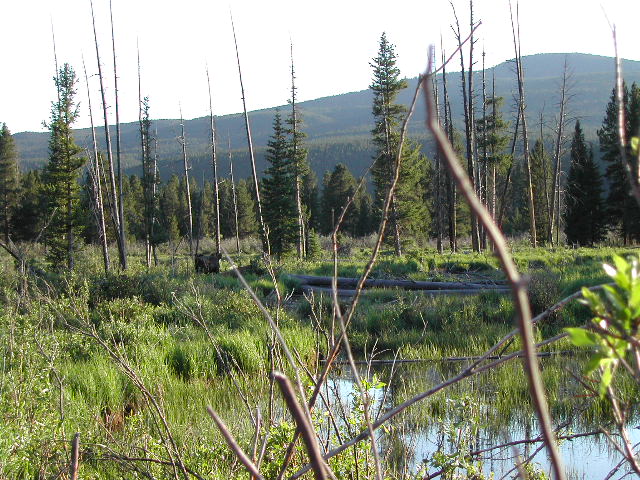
[262,111,297,256]
[320,163,358,236]
[598,83,640,243]
[370,33,407,253]
[14,170,44,241]
[564,120,606,246]
[43,64,86,269]
[0,123,20,242]
[235,179,258,238]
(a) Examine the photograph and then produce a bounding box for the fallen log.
[300,285,510,298]
[288,274,507,291]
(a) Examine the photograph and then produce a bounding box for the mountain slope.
[13,53,640,182]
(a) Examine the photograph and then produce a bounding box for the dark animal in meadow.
[195,253,220,274]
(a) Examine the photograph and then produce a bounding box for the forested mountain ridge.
[13,53,640,182]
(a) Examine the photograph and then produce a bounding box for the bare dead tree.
[549,57,571,245]
[290,41,306,259]
[89,0,126,269]
[152,128,159,266]
[481,48,488,249]
[82,55,110,273]
[509,0,537,247]
[230,12,268,254]
[228,136,240,254]
[138,45,157,268]
[539,111,553,244]
[451,1,480,251]
[490,71,498,221]
[440,44,457,252]
[432,51,444,254]
[206,68,221,258]
[109,0,127,268]
[179,106,194,257]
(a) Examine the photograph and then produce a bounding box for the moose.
[194,253,221,274]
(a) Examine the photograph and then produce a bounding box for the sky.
[2,0,639,134]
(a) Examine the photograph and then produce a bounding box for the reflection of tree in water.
[329,356,639,478]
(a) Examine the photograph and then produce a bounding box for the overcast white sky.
[2,0,638,133]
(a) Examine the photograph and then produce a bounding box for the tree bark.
[206,68,221,258]
[549,57,569,245]
[110,0,127,268]
[290,43,306,259]
[83,56,110,273]
[510,0,537,247]
[179,108,194,256]
[90,0,126,269]
[441,49,457,252]
[229,137,241,254]
[231,13,269,254]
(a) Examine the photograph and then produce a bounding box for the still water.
[325,357,640,479]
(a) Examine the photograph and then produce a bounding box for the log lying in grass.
[288,274,507,291]
[300,285,510,298]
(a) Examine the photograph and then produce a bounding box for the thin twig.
[273,373,329,480]
[206,407,264,480]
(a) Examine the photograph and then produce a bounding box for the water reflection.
[326,357,640,479]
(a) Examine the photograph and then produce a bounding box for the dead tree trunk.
[90,0,125,269]
[206,68,221,258]
[490,71,497,221]
[432,59,444,254]
[290,42,306,259]
[152,129,159,265]
[481,49,488,250]
[441,47,457,252]
[179,108,194,257]
[451,1,479,251]
[83,56,110,273]
[510,0,537,247]
[549,57,570,245]
[467,0,481,251]
[138,45,154,268]
[109,0,127,268]
[230,13,269,255]
[228,137,241,254]
[539,112,552,245]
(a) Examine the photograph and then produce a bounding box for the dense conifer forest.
[3,3,640,479]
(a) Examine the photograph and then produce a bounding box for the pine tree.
[0,123,20,242]
[321,163,359,236]
[262,111,297,257]
[598,83,640,243]
[14,170,44,241]
[235,179,258,238]
[43,64,86,269]
[564,121,606,246]
[370,33,407,254]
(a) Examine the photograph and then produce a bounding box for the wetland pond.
[323,355,639,479]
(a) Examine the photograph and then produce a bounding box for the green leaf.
[631,137,639,156]
[564,327,596,347]
[599,363,614,399]
[586,352,607,374]
[611,256,631,290]
[603,285,626,313]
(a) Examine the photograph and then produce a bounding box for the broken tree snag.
[195,253,220,274]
